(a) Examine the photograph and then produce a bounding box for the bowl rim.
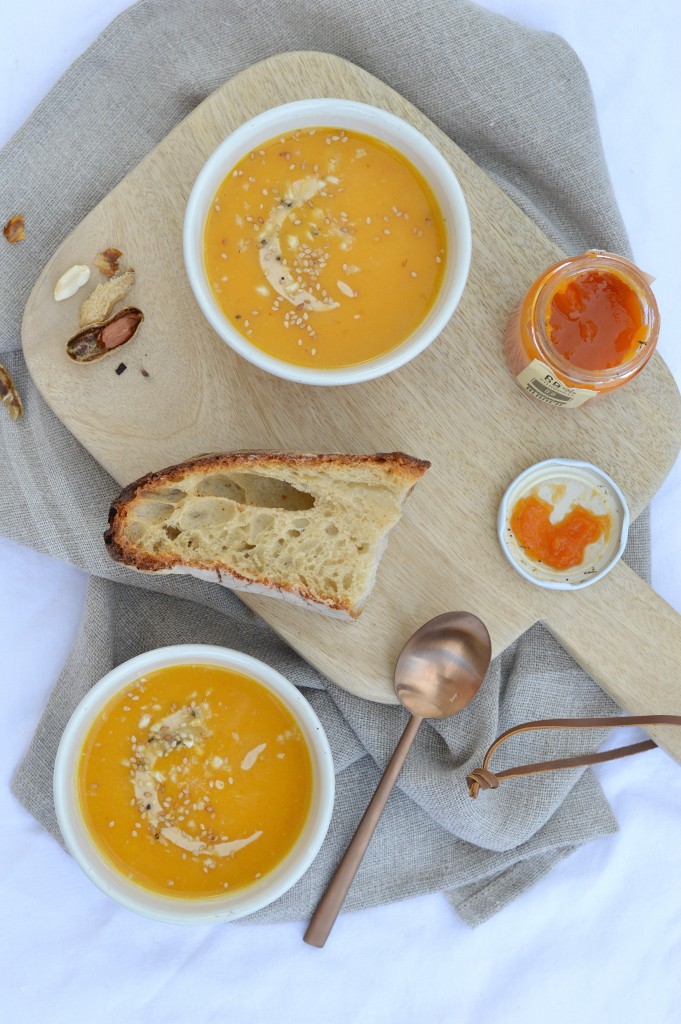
[183,96,472,385]
[497,458,631,590]
[53,643,335,923]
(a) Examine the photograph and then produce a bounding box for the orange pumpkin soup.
[78,664,313,898]
[204,127,447,368]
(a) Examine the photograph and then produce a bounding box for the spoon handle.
[303,713,423,948]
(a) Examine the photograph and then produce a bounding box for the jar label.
[515,359,597,408]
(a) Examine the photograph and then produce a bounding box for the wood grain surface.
[21,53,681,759]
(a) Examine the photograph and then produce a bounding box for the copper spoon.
[303,611,491,947]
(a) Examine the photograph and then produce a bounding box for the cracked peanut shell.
[66,307,144,364]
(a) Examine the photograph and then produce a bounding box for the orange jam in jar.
[504,251,659,409]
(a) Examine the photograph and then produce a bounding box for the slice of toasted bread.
[104,451,430,618]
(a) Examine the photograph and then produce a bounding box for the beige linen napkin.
[1,0,646,927]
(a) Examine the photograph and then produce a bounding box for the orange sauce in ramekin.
[510,493,611,571]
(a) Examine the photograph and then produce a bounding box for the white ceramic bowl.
[54,644,335,924]
[497,458,630,590]
[183,98,471,385]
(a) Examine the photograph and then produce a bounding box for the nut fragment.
[66,307,144,363]
[79,268,135,326]
[0,364,23,419]
[54,264,91,302]
[3,214,25,244]
[94,247,123,277]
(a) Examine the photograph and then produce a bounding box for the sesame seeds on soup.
[204,127,447,368]
[78,664,313,898]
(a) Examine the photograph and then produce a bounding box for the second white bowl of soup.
[184,98,471,385]
[54,645,335,923]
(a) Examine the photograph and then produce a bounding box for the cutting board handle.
[544,560,681,764]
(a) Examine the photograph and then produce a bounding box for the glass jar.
[504,250,660,409]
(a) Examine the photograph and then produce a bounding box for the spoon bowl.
[304,611,491,947]
[395,611,492,718]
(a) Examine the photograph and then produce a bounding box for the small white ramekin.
[497,458,630,590]
[183,98,471,385]
[54,644,335,924]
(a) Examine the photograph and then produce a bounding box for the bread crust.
[104,450,430,617]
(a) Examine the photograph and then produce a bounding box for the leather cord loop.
[466,715,681,799]
[466,767,500,793]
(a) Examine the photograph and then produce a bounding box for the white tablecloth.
[1,2,680,1020]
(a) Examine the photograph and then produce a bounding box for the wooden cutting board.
[22,52,681,762]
